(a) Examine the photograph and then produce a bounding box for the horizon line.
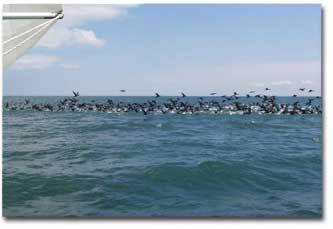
[3,95,322,97]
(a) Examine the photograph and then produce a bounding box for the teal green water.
[3,96,322,217]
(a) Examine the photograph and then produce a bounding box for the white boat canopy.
[2,4,63,69]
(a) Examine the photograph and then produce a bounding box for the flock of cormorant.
[4,88,322,115]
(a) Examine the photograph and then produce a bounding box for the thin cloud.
[11,55,59,70]
[11,55,81,71]
[38,5,136,49]
[60,63,80,70]
[301,80,313,84]
[61,5,135,28]
[271,80,292,86]
[38,27,105,48]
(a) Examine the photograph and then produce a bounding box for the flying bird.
[120,90,126,93]
[265,88,271,91]
[72,91,79,97]
[155,93,160,98]
[299,88,306,91]
[293,94,297,97]
[308,89,314,93]
[249,91,256,94]
[181,92,186,97]
[210,92,217,95]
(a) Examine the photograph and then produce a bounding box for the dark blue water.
[3,96,322,217]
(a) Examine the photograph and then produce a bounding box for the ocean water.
[3,96,322,217]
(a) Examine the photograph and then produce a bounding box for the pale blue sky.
[3,4,322,96]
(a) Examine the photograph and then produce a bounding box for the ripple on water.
[3,99,322,217]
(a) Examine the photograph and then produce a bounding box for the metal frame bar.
[3,12,63,19]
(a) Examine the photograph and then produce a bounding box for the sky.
[3,4,322,96]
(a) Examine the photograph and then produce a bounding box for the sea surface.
[3,96,322,217]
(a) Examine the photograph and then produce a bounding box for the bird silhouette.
[72,91,79,97]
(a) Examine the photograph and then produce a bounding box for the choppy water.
[3,96,322,217]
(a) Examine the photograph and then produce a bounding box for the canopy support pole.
[3,12,63,19]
